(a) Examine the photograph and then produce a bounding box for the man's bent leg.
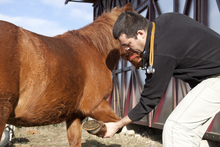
[163,76,220,147]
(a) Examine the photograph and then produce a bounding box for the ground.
[5,122,163,147]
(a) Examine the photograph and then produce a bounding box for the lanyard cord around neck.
[147,22,156,74]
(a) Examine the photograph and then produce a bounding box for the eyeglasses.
[121,37,134,50]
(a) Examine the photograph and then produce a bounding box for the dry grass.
[5,122,162,147]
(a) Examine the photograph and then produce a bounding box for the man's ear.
[137,30,147,39]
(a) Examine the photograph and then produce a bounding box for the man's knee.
[163,119,175,136]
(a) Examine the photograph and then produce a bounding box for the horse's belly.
[8,113,66,127]
[8,97,73,126]
[8,109,68,126]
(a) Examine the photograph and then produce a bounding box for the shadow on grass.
[5,138,29,147]
[82,139,121,147]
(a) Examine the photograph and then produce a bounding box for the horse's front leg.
[89,99,120,122]
[84,99,121,137]
[66,117,84,147]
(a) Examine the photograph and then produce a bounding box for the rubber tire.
[0,129,9,147]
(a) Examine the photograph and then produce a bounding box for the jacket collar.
[143,22,153,65]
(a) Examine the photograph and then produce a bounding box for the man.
[103,10,220,147]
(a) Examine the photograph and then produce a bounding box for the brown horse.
[0,3,136,147]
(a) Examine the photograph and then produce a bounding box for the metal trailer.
[67,0,220,142]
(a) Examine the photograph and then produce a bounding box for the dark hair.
[113,10,149,39]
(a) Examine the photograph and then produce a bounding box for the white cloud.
[41,0,93,22]
[70,8,93,22]
[0,1,94,35]
[0,0,13,4]
[38,0,93,28]
[40,0,66,8]
[0,13,67,36]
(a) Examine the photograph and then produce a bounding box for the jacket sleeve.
[128,55,177,121]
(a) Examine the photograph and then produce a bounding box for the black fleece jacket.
[128,12,220,121]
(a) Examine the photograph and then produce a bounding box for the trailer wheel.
[0,129,9,147]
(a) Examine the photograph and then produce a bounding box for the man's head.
[113,10,149,53]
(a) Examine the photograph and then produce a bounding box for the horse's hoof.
[82,120,106,137]
[83,120,101,134]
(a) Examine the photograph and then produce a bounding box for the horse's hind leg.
[0,80,19,137]
[89,99,121,122]
[66,117,85,147]
[0,93,17,138]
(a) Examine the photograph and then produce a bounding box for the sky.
[1,0,220,37]
[0,0,93,37]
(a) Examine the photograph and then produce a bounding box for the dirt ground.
[5,122,163,147]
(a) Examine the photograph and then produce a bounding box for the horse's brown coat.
[0,4,135,147]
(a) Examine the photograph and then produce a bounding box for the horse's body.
[0,4,133,146]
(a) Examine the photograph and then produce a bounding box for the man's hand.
[103,115,132,138]
[103,122,120,138]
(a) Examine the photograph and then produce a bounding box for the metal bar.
[93,6,95,20]
[149,0,155,21]
[183,0,192,15]
[148,110,154,127]
[153,90,167,123]
[216,0,220,13]
[122,0,127,6]
[173,78,177,109]
[153,0,162,15]
[134,70,144,93]
[204,132,220,142]
[97,2,103,16]
[114,66,133,74]
[122,68,126,116]
[132,121,148,126]
[173,0,179,12]
[146,7,149,18]
[124,73,132,116]
[110,0,113,9]
[93,0,100,19]
[137,0,141,6]
[151,123,164,130]
[131,71,137,108]
[116,74,121,116]
[180,80,187,97]
[121,60,128,116]
[193,0,199,21]
[112,71,117,113]
[135,0,149,13]
[118,0,122,7]
[201,0,208,26]
[105,0,107,11]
